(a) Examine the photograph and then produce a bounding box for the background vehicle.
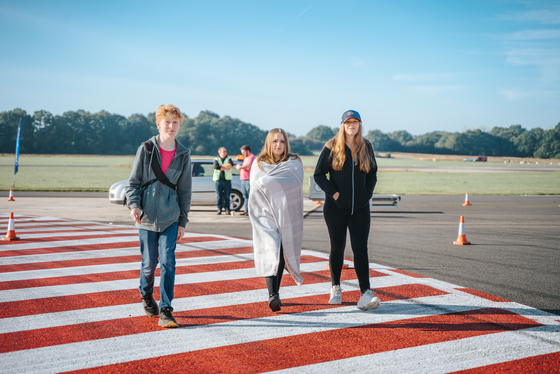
[109,159,245,211]
[463,156,487,162]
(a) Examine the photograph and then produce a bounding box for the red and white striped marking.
[0,214,558,373]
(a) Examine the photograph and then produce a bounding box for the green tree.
[388,130,414,144]
[534,123,560,159]
[306,125,336,142]
[365,130,401,151]
[513,128,544,157]
[0,109,34,154]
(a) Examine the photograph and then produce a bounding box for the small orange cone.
[314,201,323,205]
[462,192,472,206]
[7,189,15,201]
[3,212,20,241]
[453,216,470,245]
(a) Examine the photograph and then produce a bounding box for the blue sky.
[1,0,559,136]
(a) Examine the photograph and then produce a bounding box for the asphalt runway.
[1,194,559,315]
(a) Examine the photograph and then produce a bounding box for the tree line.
[304,123,560,159]
[1,108,559,158]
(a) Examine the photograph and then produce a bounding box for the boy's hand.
[177,226,186,241]
[130,208,142,224]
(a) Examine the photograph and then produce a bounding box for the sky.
[1,0,559,137]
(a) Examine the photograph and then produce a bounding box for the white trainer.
[329,285,342,305]
[357,289,380,310]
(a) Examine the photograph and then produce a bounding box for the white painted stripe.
[1,274,540,335]
[0,294,486,373]
[0,280,336,333]
[0,261,329,302]
[0,253,257,281]
[0,247,140,266]
[0,239,252,266]
[270,325,560,374]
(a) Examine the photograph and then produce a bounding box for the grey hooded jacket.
[125,135,192,232]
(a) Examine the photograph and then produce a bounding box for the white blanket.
[249,157,304,285]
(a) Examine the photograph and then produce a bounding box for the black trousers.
[323,203,371,292]
[265,245,285,298]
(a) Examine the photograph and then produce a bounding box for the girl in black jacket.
[313,110,381,311]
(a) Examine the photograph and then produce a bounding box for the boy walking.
[125,104,192,328]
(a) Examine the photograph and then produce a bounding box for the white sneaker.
[329,285,342,305]
[357,290,380,311]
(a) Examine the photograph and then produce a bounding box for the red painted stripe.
[0,236,223,257]
[388,269,428,278]
[69,308,541,374]
[0,234,223,246]
[0,241,140,257]
[0,233,137,246]
[0,284,446,354]
[0,256,324,290]
[456,288,511,302]
[451,351,560,373]
[0,268,387,318]
[0,247,255,273]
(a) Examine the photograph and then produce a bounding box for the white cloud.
[498,8,560,24]
[408,85,466,96]
[502,29,560,41]
[351,58,365,67]
[499,89,532,100]
[393,73,451,82]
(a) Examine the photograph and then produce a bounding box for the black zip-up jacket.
[313,139,377,214]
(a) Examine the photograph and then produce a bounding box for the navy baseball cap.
[341,110,361,123]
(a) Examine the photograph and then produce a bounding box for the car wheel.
[229,190,244,212]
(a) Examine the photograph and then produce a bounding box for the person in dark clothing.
[213,147,234,215]
[313,110,381,311]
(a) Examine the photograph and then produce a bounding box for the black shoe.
[268,295,281,312]
[158,307,178,328]
[217,210,222,215]
[141,293,159,317]
[226,210,231,215]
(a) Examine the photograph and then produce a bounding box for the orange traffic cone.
[453,216,470,245]
[462,192,472,206]
[3,212,20,241]
[314,201,323,205]
[7,189,15,201]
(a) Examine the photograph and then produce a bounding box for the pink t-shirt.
[240,154,255,180]
[159,148,176,174]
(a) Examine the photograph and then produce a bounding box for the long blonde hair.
[325,121,373,172]
[256,128,300,170]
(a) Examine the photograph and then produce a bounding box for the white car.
[109,159,245,211]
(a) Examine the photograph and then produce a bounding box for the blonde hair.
[256,128,300,169]
[325,121,373,172]
[155,104,184,124]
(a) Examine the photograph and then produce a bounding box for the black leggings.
[323,203,371,292]
[265,245,285,297]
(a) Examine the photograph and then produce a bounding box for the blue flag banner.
[14,118,21,175]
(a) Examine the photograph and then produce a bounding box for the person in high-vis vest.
[213,147,234,215]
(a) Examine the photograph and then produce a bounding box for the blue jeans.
[138,222,178,310]
[215,180,232,212]
[241,179,250,213]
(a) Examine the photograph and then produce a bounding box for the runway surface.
[1,213,559,373]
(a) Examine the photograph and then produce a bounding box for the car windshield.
[192,161,241,177]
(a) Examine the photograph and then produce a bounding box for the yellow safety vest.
[213,157,233,182]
